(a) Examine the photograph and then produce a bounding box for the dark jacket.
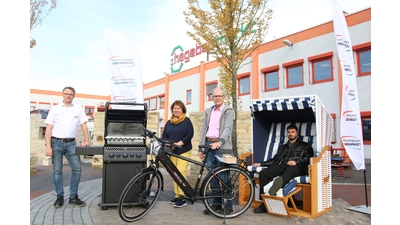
[260,138,314,174]
[162,117,194,155]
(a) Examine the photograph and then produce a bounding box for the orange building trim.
[30,89,110,101]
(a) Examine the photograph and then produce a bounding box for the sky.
[29,0,372,96]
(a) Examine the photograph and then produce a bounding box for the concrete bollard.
[30,155,38,175]
[42,156,52,166]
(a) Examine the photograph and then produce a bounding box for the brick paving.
[30,161,371,224]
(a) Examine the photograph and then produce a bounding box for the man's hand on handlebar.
[210,142,222,150]
[198,144,212,160]
[197,142,221,159]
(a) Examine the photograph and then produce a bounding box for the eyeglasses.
[213,95,224,98]
[63,93,74,96]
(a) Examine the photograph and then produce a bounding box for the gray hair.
[212,87,226,96]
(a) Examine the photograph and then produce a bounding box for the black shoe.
[254,203,267,214]
[173,198,187,208]
[169,198,179,204]
[268,176,283,196]
[54,195,64,208]
[203,204,222,215]
[69,195,86,207]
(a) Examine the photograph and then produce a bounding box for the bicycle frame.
[153,145,233,202]
[118,128,256,222]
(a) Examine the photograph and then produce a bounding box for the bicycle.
[118,127,255,223]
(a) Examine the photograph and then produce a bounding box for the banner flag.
[331,0,365,170]
[104,28,144,104]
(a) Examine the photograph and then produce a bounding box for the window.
[361,111,371,145]
[283,59,304,88]
[144,99,150,111]
[237,72,250,96]
[353,43,371,76]
[30,101,36,111]
[206,81,217,101]
[150,97,157,110]
[85,106,95,117]
[309,52,333,84]
[261,65,279,92]
[186,89,192,104]
[159,95,165,109]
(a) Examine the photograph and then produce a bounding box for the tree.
[30,0,57,48]
[184,0,273,156]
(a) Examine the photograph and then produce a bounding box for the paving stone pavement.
[30,163,372,225]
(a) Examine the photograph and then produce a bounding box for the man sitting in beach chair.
[252,124,314,214]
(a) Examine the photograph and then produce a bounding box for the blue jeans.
[51,139,81,199]
[205,141,232,208]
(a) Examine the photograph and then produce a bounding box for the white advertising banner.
[331,0,365,170]
[104,28,144,104]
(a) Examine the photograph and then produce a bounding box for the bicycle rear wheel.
[118,170,162,222]
[201,166,254,218]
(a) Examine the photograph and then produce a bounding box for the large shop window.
[361,111,371,145]
[237,72,250,96]
[261,65,279,92]
[159,95,165,109]
[308,52,333,84]
[283,59,304,88]
[353,42,371,76]
[186,89,192,105]
[206,81,218,101]
[85,106,95,117]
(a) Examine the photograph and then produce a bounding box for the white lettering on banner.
[331,0,365,170]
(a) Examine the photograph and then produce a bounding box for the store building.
[142,7,371,161]
[30,7,371,161]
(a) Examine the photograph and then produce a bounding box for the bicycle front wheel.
[201,166,255,218]
[118,170,162,222]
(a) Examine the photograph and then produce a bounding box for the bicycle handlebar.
[143,127,182,149]
[198,144,232,155]
[198,145,211,149]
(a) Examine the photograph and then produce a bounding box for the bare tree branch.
[30,0,57,48]
[184,0,273,156]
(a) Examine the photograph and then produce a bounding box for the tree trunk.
[231,66,238,157]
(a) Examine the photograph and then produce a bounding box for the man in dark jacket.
[253,124,314,214]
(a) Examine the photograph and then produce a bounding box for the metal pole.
[363,169,369,207]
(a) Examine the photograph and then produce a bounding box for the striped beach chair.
[241,95,334,218]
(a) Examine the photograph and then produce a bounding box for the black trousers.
[258,164,305,199]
